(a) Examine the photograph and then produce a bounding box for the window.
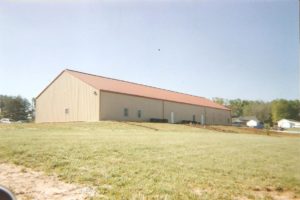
[193,115,196,122]
[124,108,128,117]
[138,110,142,118]
[65,108,69,114]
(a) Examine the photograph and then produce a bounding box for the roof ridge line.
[65,68,209,100]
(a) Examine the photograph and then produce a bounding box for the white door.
[201,114,205,125]
[171,112,174,124]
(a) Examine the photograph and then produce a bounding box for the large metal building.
[35,69,231,124]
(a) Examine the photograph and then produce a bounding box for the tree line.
[213,98,300,125]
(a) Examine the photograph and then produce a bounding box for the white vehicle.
[0,118,11,124]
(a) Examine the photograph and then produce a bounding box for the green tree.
[271,99,300,123]
[228,99,249,117]
[243,101,271,123]
[0,95,31,121]
[289,100,300,120]
[212,97,227,106]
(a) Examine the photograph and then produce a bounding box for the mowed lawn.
[0,122,299,199]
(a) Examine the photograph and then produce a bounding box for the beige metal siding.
[36,72,99,123]
[100,91,163,121]
[163,101,230,125]
[100,91,230,124]
[204,107,231,125]
[163,101,205,123]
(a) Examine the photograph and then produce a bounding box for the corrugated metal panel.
[100,91,231,124]
[163,101,231,125]
[100,91,163,121]
[36,72,99,123]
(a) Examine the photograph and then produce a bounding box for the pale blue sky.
[0,0,299,101]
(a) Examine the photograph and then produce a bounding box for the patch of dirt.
[233,197,250,200]
[191,188,204,197]
[191,187,212,198]
[251,187,300,200]
[0,163,96,200]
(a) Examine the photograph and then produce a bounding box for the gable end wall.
[35,72,100,123]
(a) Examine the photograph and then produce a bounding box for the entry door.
[171,112,175,124]
[201,114,205,125]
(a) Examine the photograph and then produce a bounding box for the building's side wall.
[163,101,205,123]
[100,91,231,125]
[36,72,100,123]
[204,107,231,125]
[100,91,163,121]
[163,101,231,125]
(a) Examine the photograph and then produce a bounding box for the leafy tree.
[0,95,31,121]
[289,100,300,120]
[212,97,225,105]
[271,99,300,123]
[243,101,271,123]
[30,98,36,121]
[212,97,230,106]
[228,99,249,117]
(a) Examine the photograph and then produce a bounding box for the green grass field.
[0,122,299,199]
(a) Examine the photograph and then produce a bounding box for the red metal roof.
[66,69,229,111]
